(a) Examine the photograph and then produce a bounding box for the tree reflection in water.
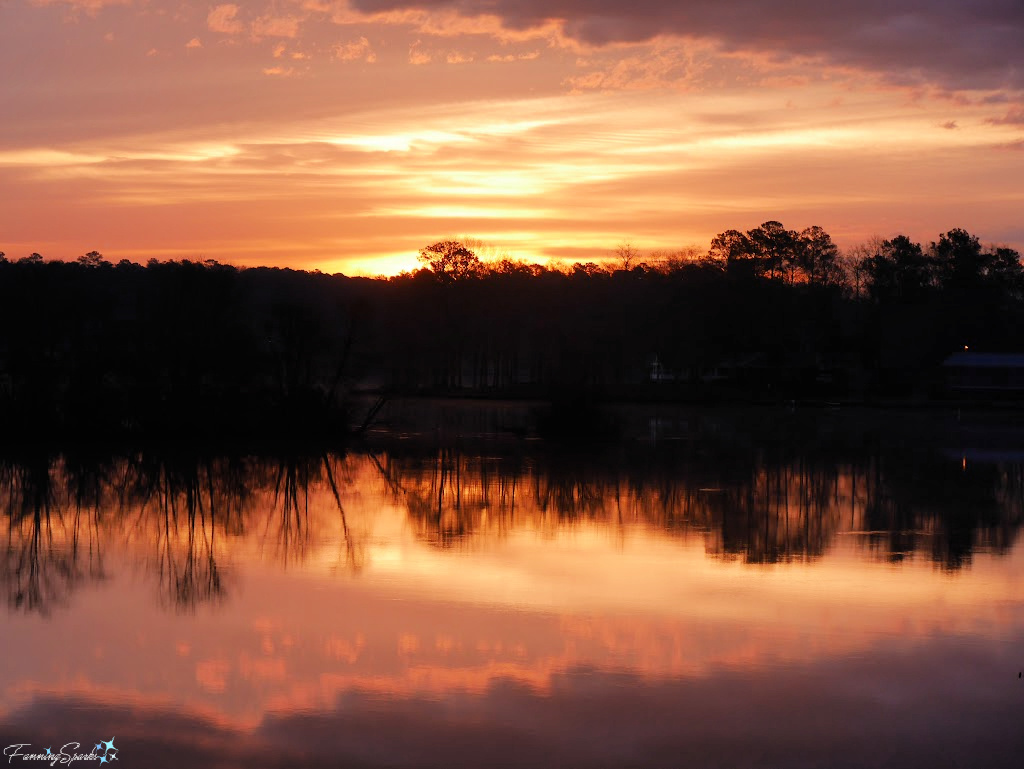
[2,421,1023,615]
[261,452,362,572]
[0,449,367,615]
[373,431,1024,570]
[129,452,231,611]
[0,452,108,615]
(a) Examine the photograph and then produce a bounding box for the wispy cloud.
[986,107,1024,125]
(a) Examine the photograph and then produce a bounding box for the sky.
[1,1,1022,275]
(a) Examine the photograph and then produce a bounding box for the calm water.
[2,406,1023,768]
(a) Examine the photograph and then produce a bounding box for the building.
[942,352,1024,395]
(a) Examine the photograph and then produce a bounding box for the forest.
[1,221,1022,441]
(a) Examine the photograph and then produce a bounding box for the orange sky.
[1,1,1022,274]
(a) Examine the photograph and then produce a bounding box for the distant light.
[963,345,969,351]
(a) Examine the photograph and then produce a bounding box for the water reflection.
[376,433,1024,570]
[2,420,1024,617]
[2,412,1024,768]
[1,451,371,615]
[1,453,107,615]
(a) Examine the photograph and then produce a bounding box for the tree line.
[391,224,1024,399]
[0,222,1021,440]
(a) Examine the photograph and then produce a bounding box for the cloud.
[986,107,1024,125]
[207,4,244,35]
[566,40,712,92]
[334,36,376,62]
[408,41,431,65]
[29,0,133,12]
[348,0,1024,91]
[185,37,202,49]
[205,5,302,41]
[486,51,540,63]
[319,0,566,45]
[252,14,302,39]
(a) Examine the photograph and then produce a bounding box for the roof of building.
[942,352,1024,368]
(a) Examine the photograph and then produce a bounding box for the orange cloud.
[407,40,430,65]
[207,4,244,35]
[320,1,566,46]
[486,51,540,63]
[252,14,302,39]
[334,36,376,62]
[566,39,713,92]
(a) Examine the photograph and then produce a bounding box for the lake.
[2,404,1022,768]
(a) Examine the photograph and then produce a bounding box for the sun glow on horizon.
[1,1,1022,269]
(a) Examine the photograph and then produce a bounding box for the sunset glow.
[4,455,1022,731]
[2,1,1022,272]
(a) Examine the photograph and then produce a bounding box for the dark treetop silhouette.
[1,223,1022,441]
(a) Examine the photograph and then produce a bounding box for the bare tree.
[615,242,640,271]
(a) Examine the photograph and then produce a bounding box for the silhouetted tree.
[748,221,797,281]
[489,257,537,277]
[796,225,842,286]
[931,228,1023,302]
[76,250,107,269]
[708,229,753,277]
[615,242,640,271]
[418,240,484,282]
[571,261,607,278]
[860,235,932,303]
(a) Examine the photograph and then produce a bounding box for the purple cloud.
[350,0,1024,90]
[986,107,1024,124]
